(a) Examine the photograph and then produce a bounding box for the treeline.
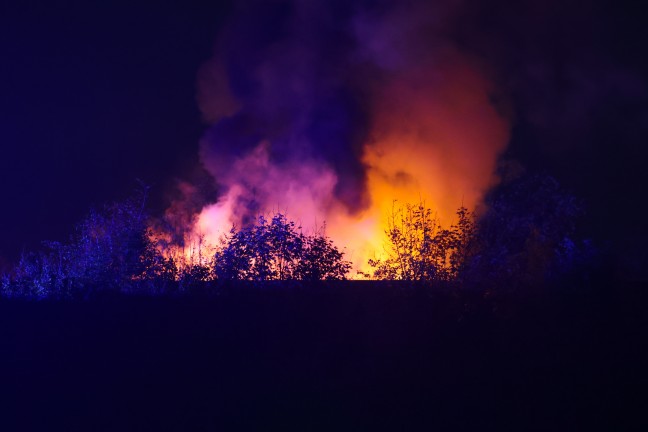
[1,172,596,299]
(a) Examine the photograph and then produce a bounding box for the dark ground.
[0,280,646,431]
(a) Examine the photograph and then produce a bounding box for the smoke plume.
[182,0,511,273]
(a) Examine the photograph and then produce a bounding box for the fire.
[153,0,510,278]
[324,58,508,275]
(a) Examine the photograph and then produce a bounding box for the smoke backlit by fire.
[158,0,510,276]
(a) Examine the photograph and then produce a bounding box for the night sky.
[0,1,230,264]
[2,0,648,277]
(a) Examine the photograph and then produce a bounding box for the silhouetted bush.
[369,203,476,283]
[2,189,173,298]
[293,232,351,281]
[214,214,350,281]
[469,172,595,288]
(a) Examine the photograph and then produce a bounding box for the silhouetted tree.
[369,202,476,282]
[213,214,350,281]
[214,214,303,281]
[369,203,434,281]
[468,171,592,287]
[65,194,169,292]
[448,206,477,282]
[294,231,352,281]
[1,185,173,298]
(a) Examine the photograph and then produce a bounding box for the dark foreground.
[1,280,646,431]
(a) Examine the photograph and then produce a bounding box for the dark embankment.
[1,280,646,431]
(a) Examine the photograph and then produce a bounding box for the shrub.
[214,214,350,281]
[369,202,476,283]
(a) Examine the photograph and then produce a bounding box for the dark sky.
[1,0,647,275]
[0,1,231,262]
[467,0,648,277]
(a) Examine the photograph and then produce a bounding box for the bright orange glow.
[326,56,509,276]
[154,49,509,278]
[150,0,512,279]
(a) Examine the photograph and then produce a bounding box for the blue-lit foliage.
[467,173,595,287]
[1,191,175,299]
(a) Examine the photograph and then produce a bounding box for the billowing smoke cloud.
[198,0,374,213]
[181,0,511,273]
